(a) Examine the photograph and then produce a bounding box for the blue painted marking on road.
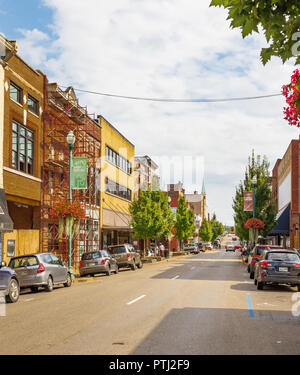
[247,293,255,318]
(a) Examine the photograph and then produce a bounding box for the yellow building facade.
[0,35,43,263]
[97,115,135,248]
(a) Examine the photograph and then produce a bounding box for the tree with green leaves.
[210,0,300,65]
[130,189,174,254]
[174,196,196,249]
[232,151,277,241]
[210,213,224,242]
[199,218,213,242]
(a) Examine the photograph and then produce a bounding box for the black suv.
[254,249,300,290]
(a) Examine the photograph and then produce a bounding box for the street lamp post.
[66,130,76,278]
[252,175,257,218]
[168,196,172,258]
[251,175,257,246]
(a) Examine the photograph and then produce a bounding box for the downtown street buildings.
[0,34,211,274]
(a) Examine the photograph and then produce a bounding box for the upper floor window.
[10,81,22,104]
[12,121,34,175]
[28,95,39,115]
[105,145,132,175]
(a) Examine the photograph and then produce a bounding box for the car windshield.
[81,252,101,260]
[267,252,300,262]
[9,256,38,268]
[108,246,126,254]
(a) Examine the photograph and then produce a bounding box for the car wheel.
[137,260,143,269]
[257,281,264,290]
[131,260,137,270]
[44,276,53,292]
[5,278,19,303]
[30,286,39,293]
[64,273,72,287]
[250,272,254,279]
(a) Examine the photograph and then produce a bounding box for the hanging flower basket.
[244,218,265,229]
[49,200,85,238]
[282,69,300,127]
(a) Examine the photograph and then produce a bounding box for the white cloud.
[16,0,300,225]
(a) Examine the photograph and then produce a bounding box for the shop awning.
[270,203,290,235]
[0,189,13,232]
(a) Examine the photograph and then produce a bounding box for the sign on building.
[72,157,88,189]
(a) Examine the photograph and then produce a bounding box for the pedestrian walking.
[159,243,165,257]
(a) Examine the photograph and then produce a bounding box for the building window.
[12,121,34,175]
[10,81,22,104]
[105,177,132,201]
[105,145,132,175]
[28,95,39,115]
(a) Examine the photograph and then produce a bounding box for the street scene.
[1,235,300,355]
[1,0,300,362]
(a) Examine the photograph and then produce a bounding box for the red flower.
[282,70,300,127]
[244,218,265,229]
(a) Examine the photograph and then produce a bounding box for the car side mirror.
[1,261,6,267]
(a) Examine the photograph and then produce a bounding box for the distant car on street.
[8,253,72,293]
[183,243,200,254]
[79,250,119,277]
[204,243,213,251]
[225,242,235,252]
[107,244,143,270]
[0,261,20,303]
[254,249,300,290]
[248,245,281,279]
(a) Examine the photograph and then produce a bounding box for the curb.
[71,253,196,284]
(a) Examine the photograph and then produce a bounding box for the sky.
[1,0,299,226]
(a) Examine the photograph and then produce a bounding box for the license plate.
[279,267,288,272]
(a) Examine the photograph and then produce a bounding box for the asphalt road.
[1,236,300,355]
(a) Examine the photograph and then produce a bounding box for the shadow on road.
[130,306,300,355]
[151,260,244,281]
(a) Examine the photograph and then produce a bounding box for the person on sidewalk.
[159,243,165,257]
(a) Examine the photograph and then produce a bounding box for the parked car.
[248,245,281,279]
[107,244,143,270]
[254,249,300,290]
[204,243,213,250]
[79,250,118,277]
[225,242,235,252]
[197,242,205,252]
[0,261,20,303]
[8,253,72,292]
[183,243,200,254]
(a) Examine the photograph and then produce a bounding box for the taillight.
[79,262,83,268]
[261,261,272,268]
[127,253,131,258]
[37,263,45,273]
[101,259,106,265]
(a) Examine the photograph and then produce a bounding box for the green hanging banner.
[72,157,88,189]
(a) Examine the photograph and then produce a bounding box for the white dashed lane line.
[127,295,146,305]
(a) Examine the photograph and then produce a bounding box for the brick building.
[271,139,300,248]
[1,35,44,263]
